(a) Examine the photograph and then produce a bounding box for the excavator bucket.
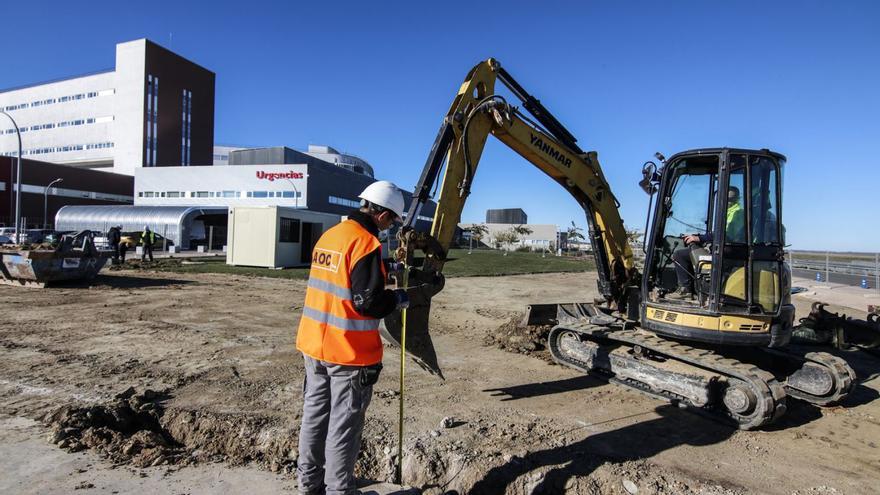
[381,301,444,379]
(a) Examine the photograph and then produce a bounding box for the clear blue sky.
[3,1,878,251]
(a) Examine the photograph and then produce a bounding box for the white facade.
[0,39,211,176]
[135,164,308,207]
[1,70,117,169]
[303,144,374,177]
[212,144,245,165]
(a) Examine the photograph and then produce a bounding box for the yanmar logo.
[530,133,572,168]
[256,171,304,181]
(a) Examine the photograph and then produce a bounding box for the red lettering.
[255,171,304,181]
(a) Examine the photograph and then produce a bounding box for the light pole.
[0,111,22,243]
[286,178,300,208]
[44,178,63,229]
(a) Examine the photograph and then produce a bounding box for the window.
[329,195,360,208]
[167,191,181,198]
[281,191,296,198]
[280,217,301,243]
[144,191,155,198]
[195,191,211,198]
[180,89,192,165]
[145,75,159,166]
[251,191,268,198]
[221,191,238,198]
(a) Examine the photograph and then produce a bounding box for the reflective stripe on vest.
[302,307,379,332]
[295,219,386,366]
[307,277,353,300]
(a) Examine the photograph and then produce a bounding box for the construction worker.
[669,186,744,299]
[140,225,155,262]
[107,225,122,264]
[295,181,410,495]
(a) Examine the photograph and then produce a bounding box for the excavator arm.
[383,59,638,377]
[403,58,636,300]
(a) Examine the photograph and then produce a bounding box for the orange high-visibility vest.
[295,219,386,366]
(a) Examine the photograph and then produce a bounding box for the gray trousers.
[298,354,374,495]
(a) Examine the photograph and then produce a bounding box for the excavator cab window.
[645,150,784,315]
[718,153,784,314]
[645,154,719,301]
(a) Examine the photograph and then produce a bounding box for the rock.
[430,430,440,438]
[115,387,137,400]
[440,417,455,428]
[622,478,638,494]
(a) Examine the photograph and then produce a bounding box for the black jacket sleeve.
[350,246,398,319]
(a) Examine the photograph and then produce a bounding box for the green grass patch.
[438,249,592,277]
[113,249,593,280]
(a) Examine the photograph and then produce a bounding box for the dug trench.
[2,270,879,494]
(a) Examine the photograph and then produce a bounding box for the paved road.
[792,267,879,289]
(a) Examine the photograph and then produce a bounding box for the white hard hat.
[358,180,405,220]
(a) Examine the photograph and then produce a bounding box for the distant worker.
[669,186,744,300]
[140,225,155,262]
[295,181,411,495]
[107,225,122,264]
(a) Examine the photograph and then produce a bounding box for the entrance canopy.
[55,205,228,249]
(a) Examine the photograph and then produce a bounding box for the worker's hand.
[683,234,701,246]
[393,288,410,309]
[386,261,405,273]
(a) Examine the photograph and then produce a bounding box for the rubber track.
[550,322,787,430]
[762,348,856,405]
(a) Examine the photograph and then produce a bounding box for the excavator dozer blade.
[381,301,444,379]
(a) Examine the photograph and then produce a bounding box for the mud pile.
[43,387,185,468]
[485,316,554,362]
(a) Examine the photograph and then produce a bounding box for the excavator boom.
[403,58,636,303]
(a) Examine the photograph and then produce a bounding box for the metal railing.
[790,252,880,292]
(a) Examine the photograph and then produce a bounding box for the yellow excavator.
[382,59,855,429]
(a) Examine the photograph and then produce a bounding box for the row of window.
[181,89,192,166]
[247,190,302,199]
[137,190,303,199]
[0,141,114,157]
[328,195,361,208]
[3,89,114,112]
[3,115,112,134]
[145,75,159,166]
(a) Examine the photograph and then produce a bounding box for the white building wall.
[212,145,245,165]
[112,40,148,176]
[0,72,117,168]
[135,164,309,207]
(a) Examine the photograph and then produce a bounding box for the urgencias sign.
[255,171,304,181]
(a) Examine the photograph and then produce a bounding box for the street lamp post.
[44,178,63,229]
[0,111,22,243]
[286,179,300,208]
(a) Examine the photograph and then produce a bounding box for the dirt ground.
[1,270,878,494]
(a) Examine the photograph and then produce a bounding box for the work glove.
[393,288,410,309]
[386,261,405,272]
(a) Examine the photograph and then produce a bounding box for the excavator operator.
[669,186,744,300]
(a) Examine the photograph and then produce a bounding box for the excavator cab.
[641,148,795,347]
